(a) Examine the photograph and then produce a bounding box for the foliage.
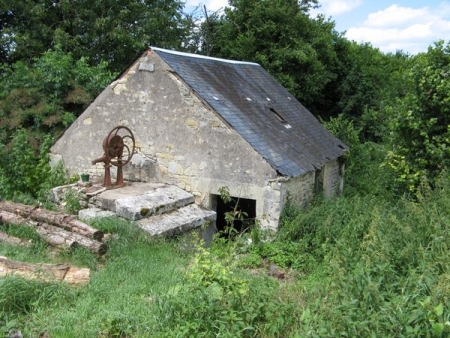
[156,236,298,337]
[273,173,450,336]
[322,113,397,199]
[1,0,186,72]
[0,129,69,201]
[0,46,114,144]
[0,46,113,200]
[385,41,450,192]
[218,186,249,236]
[63,189,82,215]
[337,43,411,119]
[321,113,360,148]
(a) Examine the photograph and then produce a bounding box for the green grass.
[0,216,300,337]
[26,240,186,337]
[2,171,450,336]
[0,218,188,337]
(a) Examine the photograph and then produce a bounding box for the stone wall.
[279,171,316,208]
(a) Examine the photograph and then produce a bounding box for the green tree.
[0,0,186,71]
[386,40,450,191]
[337,43,413,141]
[198,0,347,112]
[0,46,114,146]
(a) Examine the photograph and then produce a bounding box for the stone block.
[78,208,116,222]
[114,185,195,220]
[137,204,216,237]
[168,161,184,175]
[185,119,199,127]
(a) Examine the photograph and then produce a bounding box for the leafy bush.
[155,239,298,337]
[277,173,450,336]
[322,113,360,148]
[385,41,450,192]
[63,189,82,215]
[0,129,69,202]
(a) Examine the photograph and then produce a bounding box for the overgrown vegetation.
[1,0,450,336]
[2,169,450,336]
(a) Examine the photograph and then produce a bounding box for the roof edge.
[150,47,260,66]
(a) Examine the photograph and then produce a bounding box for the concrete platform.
[93,182,166,212]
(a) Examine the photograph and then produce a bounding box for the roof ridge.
[150,47,260,66]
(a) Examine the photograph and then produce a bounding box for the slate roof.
[152,47,348,178]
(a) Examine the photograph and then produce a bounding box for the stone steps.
[114,185,194,221]
[137,204,216,237]
[79,183,216,237]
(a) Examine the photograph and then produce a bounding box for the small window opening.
[270,107,285,122]
[213,195,257,234]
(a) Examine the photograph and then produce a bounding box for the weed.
[63,188,82,214]
[156,237,298,337]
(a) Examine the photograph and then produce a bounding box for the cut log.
[35,224,107,255]
[30,211,103,241]
[0,210,37,227]
[0,201,103,240]
[0,256,89,285]
[0,200,35,217]
[0,231,31,247]
[61,217,104,241]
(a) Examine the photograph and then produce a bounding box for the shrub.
[0,129,69,202]
[281,173,450,336]
[155,239,298,337]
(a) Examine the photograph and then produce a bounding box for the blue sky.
[184,0,450,54]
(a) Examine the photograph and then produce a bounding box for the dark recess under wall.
[215,195,257,233]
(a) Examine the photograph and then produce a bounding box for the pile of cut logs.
[0,200,106,255]
[0,200,107,286]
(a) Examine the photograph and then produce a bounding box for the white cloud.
[345,3,450,54]
[313,0,362,16]
[364,5,429,28]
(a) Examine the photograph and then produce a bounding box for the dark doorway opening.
[214,195,257,233]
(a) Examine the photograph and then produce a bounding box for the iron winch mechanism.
[92,126,136,189]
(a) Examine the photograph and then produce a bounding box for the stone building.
[51,47,348,230]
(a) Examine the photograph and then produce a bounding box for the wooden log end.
[93,231,104,241]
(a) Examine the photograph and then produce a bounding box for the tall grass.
[277,173,450,336]
[0,217,182,336]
